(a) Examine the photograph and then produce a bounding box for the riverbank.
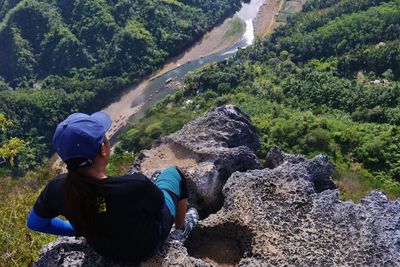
[254,0,284,36]
[255,0,308,36]
[154,17,246,79]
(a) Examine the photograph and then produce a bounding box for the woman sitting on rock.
[26,111,198,265]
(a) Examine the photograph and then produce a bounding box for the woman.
[27,111,198,264]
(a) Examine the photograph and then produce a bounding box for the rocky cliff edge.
[35,105,400,266]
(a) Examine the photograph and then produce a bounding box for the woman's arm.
[27,209,75,236]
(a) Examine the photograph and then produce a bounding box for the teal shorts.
[155,167,183,218]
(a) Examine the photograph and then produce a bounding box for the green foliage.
[118,102,194,154]
[39,26,90,76]
[334,164,400,201]
[106,152,134,176]
[0,189,56,266]
[223,17,244,39]
[0,26,36,84]
[0,0,23,22]
[145,122,163,139]
[0,77,11,91]
[107,19,165,77]
[280,1,400,61]
[0,0,244,83]
[302,0,340,11]
[67,0,117,59]
[0,114,24,171]
[338,40,400,79]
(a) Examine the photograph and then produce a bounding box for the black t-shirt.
[33,173,165,263]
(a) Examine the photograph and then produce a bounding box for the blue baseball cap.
[53,112,112,163]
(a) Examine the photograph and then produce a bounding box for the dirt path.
[254,0,284,36]
[255,0,309,36]
[138,143,200,178]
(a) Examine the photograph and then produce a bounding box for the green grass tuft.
[223,17,245,39]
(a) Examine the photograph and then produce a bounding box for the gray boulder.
[35,237,117,267]
[130,105,261,217]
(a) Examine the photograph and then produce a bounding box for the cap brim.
[91,112,112,133]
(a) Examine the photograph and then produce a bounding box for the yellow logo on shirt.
[97,197,107,213]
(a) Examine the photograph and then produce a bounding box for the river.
[104,0,268,143]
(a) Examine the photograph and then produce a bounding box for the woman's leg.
[154,167,187,218]
[155,167,197,236]
[175,198,188,229]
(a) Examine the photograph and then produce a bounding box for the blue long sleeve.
[27,209,75,236]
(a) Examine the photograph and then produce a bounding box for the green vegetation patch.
[223,17,245,40]
[0,189,56,266]
[0,164,58,266]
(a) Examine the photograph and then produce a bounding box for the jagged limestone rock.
[130,105,261,217]
[265,146,286,169]
[181,153,400,266]
[35,106,400,266]
[35,237,117,267]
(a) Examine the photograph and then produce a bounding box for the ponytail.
[64,164,105,243]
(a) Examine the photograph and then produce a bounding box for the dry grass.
[0,164,58,266]
[0,190,56,266]
[334,164,400,202]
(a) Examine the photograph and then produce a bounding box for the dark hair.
[64,158,105,243]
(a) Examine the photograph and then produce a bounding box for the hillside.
[0,0,245,175]
[116,0,400,200]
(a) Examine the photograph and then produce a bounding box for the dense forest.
[116,0,400,200]
[0,0,245,175]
